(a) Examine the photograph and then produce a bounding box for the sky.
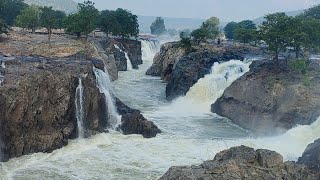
[74,0,318,21]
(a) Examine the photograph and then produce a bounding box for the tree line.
[0,0,140,43]
[224,5,320,63]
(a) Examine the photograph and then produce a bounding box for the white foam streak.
[114,44,133,71]
[75,78,85,138]
[93,67,121,130]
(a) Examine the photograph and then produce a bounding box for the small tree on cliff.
[224,21,238,40]
[39,6,57,46]
[15,5,40,33]
[179,31,192,52]
[64,1,99,39]
[99,8,139,38]
[150,17,166,35]
[259,13,292,65]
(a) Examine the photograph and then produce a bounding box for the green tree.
[237,20,256,30]
[0,0,27,25]
[259,13,292,64]
[304,4,320,19]
[191,27,209,44]
[64,1,99,39]
[202,16,220,39]
[179,31,192,52]
[235,28,258,44]
[224,21,238,40]
[150,17,166,35]
[15,5,40,33]
[99,8,139,38]
[54,10,66,30]
[0,18,9,34]
[39,6,56,46]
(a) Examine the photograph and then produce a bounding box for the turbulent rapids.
[0,39,319,179]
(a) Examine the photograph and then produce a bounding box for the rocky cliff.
[211,60,320,135]
[160,145,319,180]
[298,138,320,172]
[0,55,160,162]
[146,42,185,77]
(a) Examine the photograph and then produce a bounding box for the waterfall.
[160,60,251,116]
[93,67,121,130]
[75,77,85,138]
[141,40,160,61]
[0,61,4,86]
[114,44,133,71]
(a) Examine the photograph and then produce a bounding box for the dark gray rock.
[159,146,318,180]
[116,38,142,69]
[120,111,161,138]
[298,138,320,172]
[211,60,320,135]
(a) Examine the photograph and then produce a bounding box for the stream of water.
[0,39,319,180]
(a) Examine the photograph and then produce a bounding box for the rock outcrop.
[160,145,319,180]
[115,98,161,138]
[211,60,320,135]
[146,42,185,77]
[0,54,160,161]
[165,45,260,100]
[0,56,107,161]
[298,138,320,172]
[116,38,142,68]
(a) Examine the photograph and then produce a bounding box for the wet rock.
[146,42,185,77]
[159,145,318,180]
[116,38,142,69]
[120,111,161,138]
[211,60,320,135]
[0,56,108,161]
[298,138,320,172]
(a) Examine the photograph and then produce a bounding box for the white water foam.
[93,67,121,130]
[114,44,133,71]
[157,60,251,117]
[141,40,160,61]
[75,77,85,138]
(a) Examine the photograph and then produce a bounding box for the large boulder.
[0,56,108,161]
[298,138,320,172]
[211,60,320,135]
[146,42,185,77]
[159,145,318,180]
[120,111,161,138]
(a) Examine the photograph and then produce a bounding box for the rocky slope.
[160,145,319,180]
[163,44,263,100]
[0,54,160,161]
[211,60,320,135]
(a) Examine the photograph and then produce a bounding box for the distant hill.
[253,10,303,26]
[24,0,78,14]
[138,15,205,33]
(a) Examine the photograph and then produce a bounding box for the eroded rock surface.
[211,60,320,135]
[298,138,320,172]
[160,146,318,180]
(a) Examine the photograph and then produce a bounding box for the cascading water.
[114,44,133,71]
[93,67,121,130]
[1,39,319,179]
[158,60,251,116]
[75,77,85,138]
[0,60,4,86]
[141,40,160,61]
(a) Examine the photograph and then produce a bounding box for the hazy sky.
[74,0,318,21]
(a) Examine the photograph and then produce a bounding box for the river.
[0,38,319,180]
